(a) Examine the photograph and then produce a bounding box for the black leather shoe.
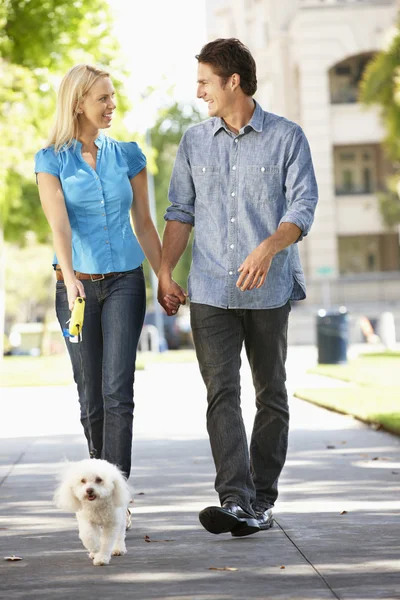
[199,501,260,536]
[231,506,274,537]
[256,507,274,530]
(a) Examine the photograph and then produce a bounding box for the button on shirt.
[34,133,146,273]
[165,101,318,309]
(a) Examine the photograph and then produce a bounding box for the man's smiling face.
[197,62,234,119]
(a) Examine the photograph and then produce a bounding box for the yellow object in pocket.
[69,297,85,336]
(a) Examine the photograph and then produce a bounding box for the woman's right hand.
[66,278,86,311]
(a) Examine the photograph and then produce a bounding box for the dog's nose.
[86,488,94,495]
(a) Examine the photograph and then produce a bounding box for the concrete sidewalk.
[1,347,399,599]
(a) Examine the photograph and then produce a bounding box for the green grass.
[307,355,400,387]
[0,354,74,387]
[295,352,400,435]
[0,349,197,387]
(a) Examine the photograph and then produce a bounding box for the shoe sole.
[232,517,274,537]
[199,506,260,535]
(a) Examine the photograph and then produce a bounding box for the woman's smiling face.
[79,76,116,131]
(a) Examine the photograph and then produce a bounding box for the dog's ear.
[54,480,81,513]
[112,472,131,508]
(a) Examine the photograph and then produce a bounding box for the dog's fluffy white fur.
[54,458,131,566]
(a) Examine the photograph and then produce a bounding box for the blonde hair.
[47,64,110,152]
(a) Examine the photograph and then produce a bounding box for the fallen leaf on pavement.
[4,556,22,561]
[280,566,285,569]
[208,566,238,571]
[340,510,348,515]
[144,535,174,543]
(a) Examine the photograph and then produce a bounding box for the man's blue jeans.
[190,302,290,514]
[55,267,146,478]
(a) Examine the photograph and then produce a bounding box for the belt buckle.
[90,273,105,281]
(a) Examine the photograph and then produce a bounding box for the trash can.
[316,308,349,364]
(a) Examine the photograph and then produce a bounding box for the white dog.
[54,458,131,566]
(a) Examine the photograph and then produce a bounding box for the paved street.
[1,346,399,599]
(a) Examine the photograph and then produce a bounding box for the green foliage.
[378,176,400,227]
[5,180,51,244]
[378,191,400,227]
[148,101,203,289]
[360,23,400,225]
[0,0,129,245]
[3,0,116,71]
[5,238,54,327]
[360,27,400,161]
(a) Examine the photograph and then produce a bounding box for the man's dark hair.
[196,38,257,97]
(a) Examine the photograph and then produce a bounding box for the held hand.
[236,243,274,292]
[66,278,86,311]
[164,294,182,315]
[158,276,187,316]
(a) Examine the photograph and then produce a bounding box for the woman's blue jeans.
[55,267,146,479]
[190,302,290,514]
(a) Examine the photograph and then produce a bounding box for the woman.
[35,65,177,494]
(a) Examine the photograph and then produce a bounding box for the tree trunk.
[0,228,5,361]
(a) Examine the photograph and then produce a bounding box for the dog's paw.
[112,546,127,556]
[92,553,110,566]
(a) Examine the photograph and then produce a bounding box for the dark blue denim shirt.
[165,101,318,309]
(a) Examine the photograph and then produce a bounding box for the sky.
[109,0,209,132]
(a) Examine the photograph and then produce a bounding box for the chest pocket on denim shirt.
[192,166,220,206]
[244,165,280,205]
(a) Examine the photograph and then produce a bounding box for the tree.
[0,0,129,357]
[360,23,400,227]
[0,0,130,244]
[149,101,203,290]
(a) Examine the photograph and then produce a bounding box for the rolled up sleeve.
[165,132,195,226]
[280,126,318,241]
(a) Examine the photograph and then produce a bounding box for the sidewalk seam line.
[275,520,341,600]
[0,441,34,487]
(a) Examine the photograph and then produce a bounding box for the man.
[158,38,318,537]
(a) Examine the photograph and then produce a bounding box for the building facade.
[205,0,399,308]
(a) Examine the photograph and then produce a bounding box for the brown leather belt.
[55,265,117,282]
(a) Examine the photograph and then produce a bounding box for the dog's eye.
[81,478,86,484]
[95,477,103,484]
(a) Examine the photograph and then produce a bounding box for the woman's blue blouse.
[35,133,146,273]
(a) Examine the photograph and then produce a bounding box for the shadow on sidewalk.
[0,427,399,599]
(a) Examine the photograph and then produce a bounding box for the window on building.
[367,253,376,271]
[340,152,355,162]
[338,234,400,274]
[329,52,375,104]
[334,145,378,195]
[342,170,354,193]
[363,168,372,194]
